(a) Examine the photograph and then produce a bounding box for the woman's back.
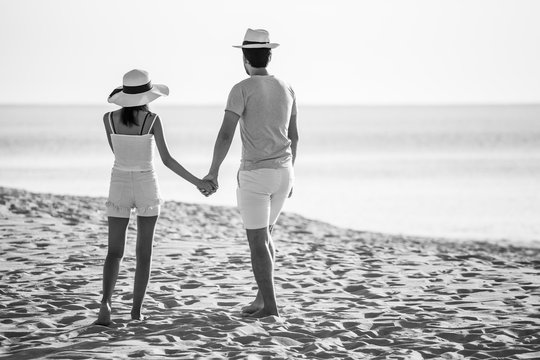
[110,109,154,135]
[108,110,158,171]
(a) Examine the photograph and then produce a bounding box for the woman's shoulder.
[148,111,162,121]
[103,109,120,117]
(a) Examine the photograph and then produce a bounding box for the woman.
[95,69,215,325]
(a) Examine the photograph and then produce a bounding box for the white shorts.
[106,169,162,218]
[236,166,294,230]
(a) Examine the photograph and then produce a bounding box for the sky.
[1,0,539,105]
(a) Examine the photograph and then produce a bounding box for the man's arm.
[287,113,298,198]
[205,110,241,185]
[288,113,298,165]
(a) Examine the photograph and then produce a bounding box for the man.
[203,28,298,318]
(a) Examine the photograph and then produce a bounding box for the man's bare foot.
[95,302,112,326]
[246,307,279,318]
[241,297,264,315]
[131,309,145,321]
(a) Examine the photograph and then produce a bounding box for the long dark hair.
[120,105,149,127]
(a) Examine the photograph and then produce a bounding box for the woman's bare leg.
[131,215,158,320]
[96,216,129,325]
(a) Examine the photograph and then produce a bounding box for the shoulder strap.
[108,112,116,134]
[139,112,151,135]
[147,114,158,134]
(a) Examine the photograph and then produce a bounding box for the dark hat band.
[242,40,269,45]
[124,81,152,94]
[109,81,152,98]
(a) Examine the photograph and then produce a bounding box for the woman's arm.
[153,115,213,192]
[103,113,113,152]
[204,110,240,185]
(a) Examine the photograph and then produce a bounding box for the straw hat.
[108,69,169,107]
[233,28,280,49]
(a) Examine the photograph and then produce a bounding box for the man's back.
[226,75,297,170]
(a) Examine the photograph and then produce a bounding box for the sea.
[1,104,539,246]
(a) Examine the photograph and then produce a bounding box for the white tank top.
[108,112,157,171]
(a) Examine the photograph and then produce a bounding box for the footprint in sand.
[161,298,182,308]
[59,315,87,325]
[181,280,204,289]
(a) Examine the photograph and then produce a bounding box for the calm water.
[1,105,539,245]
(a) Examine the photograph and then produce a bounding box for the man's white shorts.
[236,166,294,230]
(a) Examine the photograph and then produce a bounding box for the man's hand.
[203,173,219,189]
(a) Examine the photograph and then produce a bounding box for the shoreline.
[1,186,540,359]
[2,184,538,249]
[3,103,540,246]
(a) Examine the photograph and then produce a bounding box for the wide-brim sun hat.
[108,69,169,107]
[233,28,279,49]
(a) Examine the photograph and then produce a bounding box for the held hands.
[198,174,291,198]
[197,179,218,197]
[197,173,219,197]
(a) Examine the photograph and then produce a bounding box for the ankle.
[264,304,278,313]
[131,307,141,315]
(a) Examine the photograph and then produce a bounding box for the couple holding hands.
[96,29,298,325]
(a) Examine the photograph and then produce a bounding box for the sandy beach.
[1,186,539,359]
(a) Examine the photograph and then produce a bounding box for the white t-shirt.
[225,75,297,171]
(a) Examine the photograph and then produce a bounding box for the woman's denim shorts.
[106,168,162,218]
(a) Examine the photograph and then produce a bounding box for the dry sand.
[1,186,539,359]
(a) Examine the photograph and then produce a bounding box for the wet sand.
[1,186,539,359]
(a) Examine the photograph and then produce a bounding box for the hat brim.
[232,43,280,49]
[108,84,169,107]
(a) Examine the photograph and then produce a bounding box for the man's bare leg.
[243,227,279,317]
[242,225,275,314]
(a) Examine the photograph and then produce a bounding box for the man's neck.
[249,67,269,76]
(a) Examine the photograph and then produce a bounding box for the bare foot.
[95,302,112,326]
[241,298,264,315]
[246,307,279,318]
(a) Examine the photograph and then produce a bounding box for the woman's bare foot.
[246,307,279,318]
[241,298,264,315]
[95,302,112,326]
[241,291,264,314]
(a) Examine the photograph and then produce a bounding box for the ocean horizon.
[1,104,539,246]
